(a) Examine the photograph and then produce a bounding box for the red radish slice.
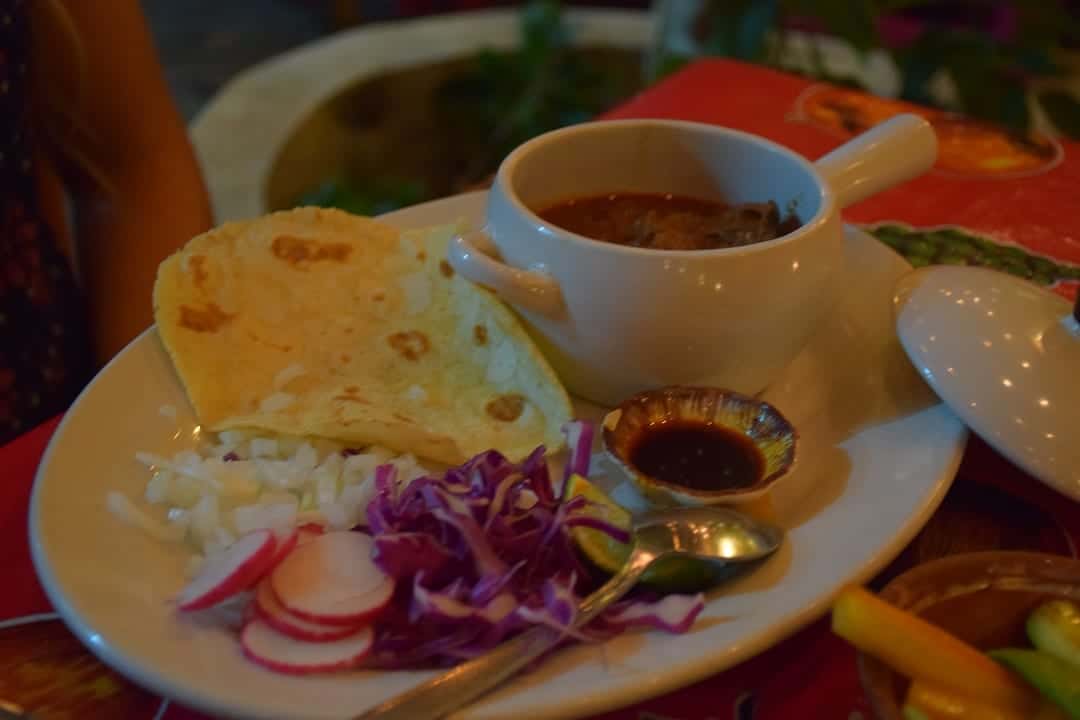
[241,618,373,675]
[297,524,325,546]
[267,528,299,567]
[178,529,276,611]
[253,580,363,642]
[271,531,393,626]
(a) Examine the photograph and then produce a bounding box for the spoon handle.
[352,545,657,720]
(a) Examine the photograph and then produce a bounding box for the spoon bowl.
[634,506,786,566]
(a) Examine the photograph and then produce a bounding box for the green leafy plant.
[434,0,636,186]
[298,177,427,217]
[299,0,640,214]
[298,0,1080,217]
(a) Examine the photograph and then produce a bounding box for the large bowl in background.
[188,8,651,223]
[859,551,1080,719]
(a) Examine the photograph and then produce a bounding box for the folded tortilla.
[153,207,572,464]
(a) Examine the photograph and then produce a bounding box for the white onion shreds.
[174,450,203,474]
[273,363,307,389]
[255,459,307,490]
[190,494,221,547]
[258,392,296,413]
[106,492,185,543]
[340,482,376,519]
[321,503,350,531]
[166,474,203,509]
[233,501,298,535]
[135,451,213,485]
[293,442,319,472]
[218,430,252,448]
[203,537,226,557]
[313,454,342,504]
[318,452,344,478]
[167,506,190,521]
[128,429,430,572]
[315,469,339,507]
[393,455,426,487]
[214,526,237,549]
[249,438,278,459]
[215,446,241,462]
[259,491,301,508]
[135,451,170,471]
[276,435,304,458]
[211,460,261,502]
[342,454,380,485]
[167,509,192,544]
[145,470,171,504]
[258,459,313,492]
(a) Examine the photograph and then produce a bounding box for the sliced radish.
[270,531,393,626]
[241,619,373,675]
[297,523,325,545]
[177,529,277,611]
[253,580,364,642]
[268,528,299,567]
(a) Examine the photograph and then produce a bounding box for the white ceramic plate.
[30,192,966,720]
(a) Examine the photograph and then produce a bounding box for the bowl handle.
[814,113,938,210]
[447,231,565,317]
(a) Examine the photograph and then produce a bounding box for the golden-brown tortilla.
[153,207,572,464]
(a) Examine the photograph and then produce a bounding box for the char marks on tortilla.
[153,207,573,464]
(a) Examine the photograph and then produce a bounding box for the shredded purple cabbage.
[603,593,706,634]
[560,420,594,496]
[364,421,703,668]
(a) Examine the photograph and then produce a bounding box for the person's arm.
[51,0,214,364]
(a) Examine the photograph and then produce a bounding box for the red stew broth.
[535,192,800,251]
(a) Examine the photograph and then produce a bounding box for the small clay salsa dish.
[602,386,797,507]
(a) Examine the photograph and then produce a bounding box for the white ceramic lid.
[894,265,1080,500]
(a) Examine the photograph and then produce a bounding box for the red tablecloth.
[4,59,1079,719]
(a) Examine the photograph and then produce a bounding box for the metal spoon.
[354,506,784,720]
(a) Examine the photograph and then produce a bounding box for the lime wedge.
[566,473,633,575]
[566,474,729,593]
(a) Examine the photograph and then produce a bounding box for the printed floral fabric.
[0,0,91,445]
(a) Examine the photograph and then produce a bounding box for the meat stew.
[536,192,801,251]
